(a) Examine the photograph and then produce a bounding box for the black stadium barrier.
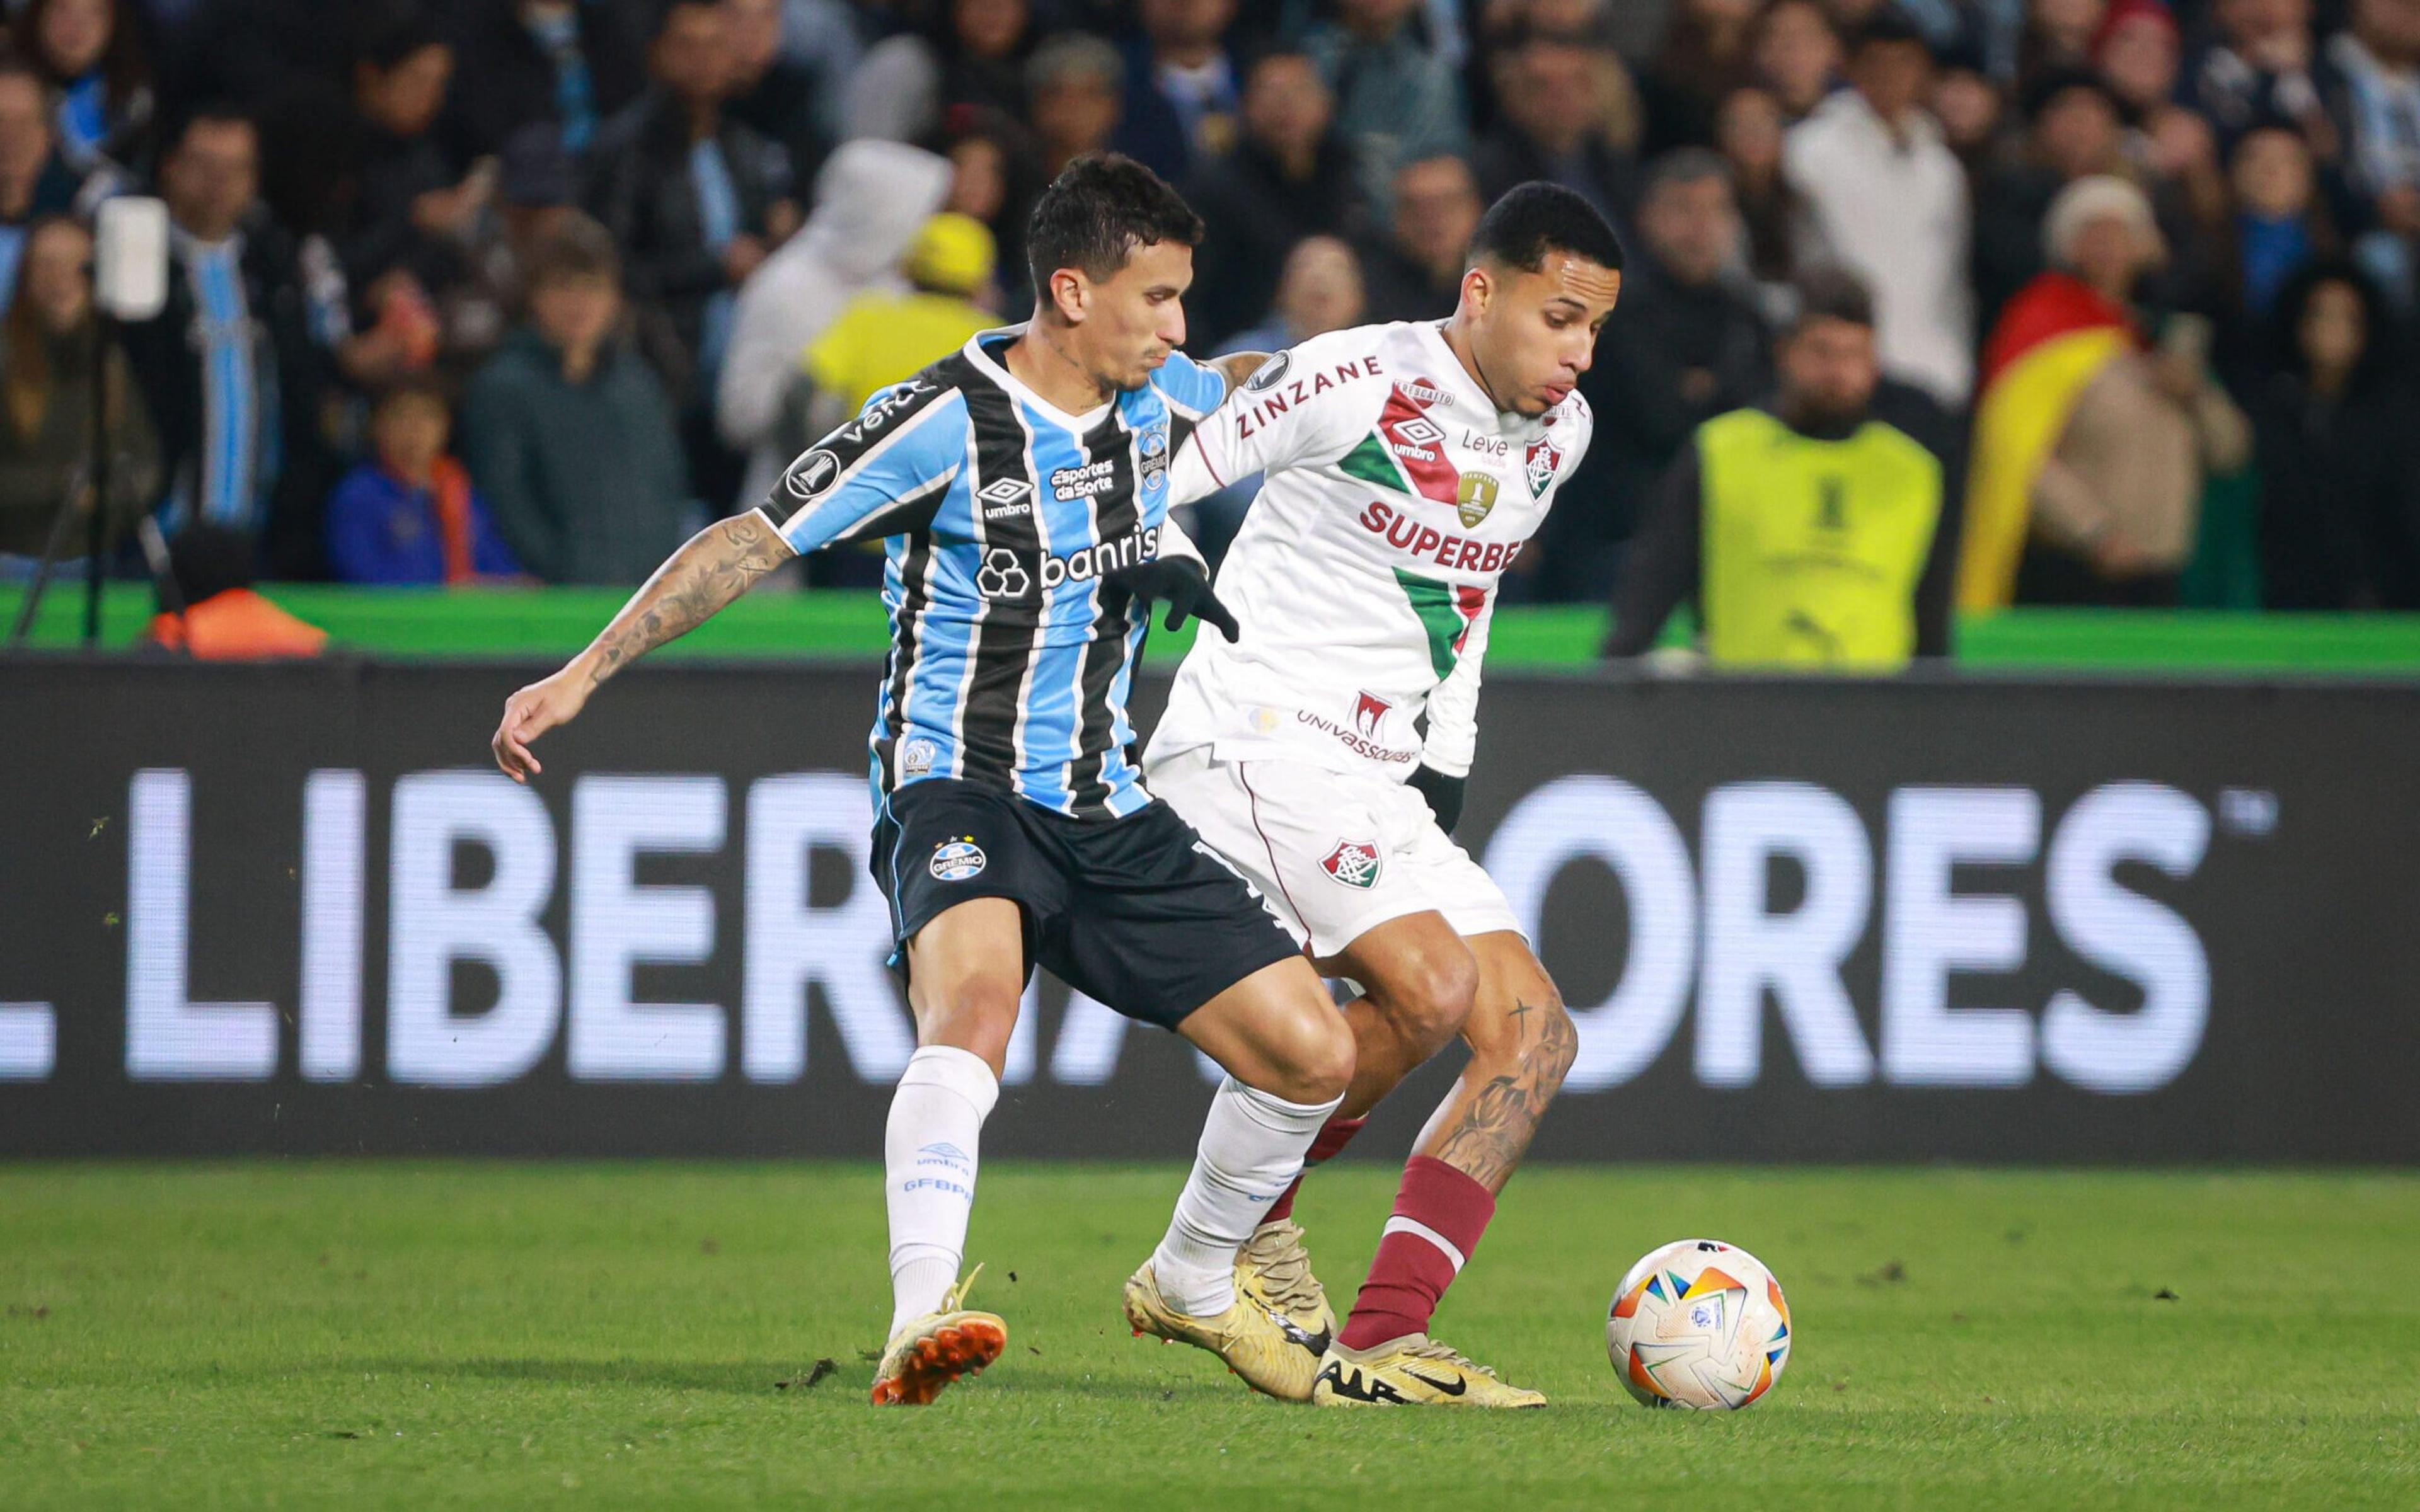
[1,658,2414,1162]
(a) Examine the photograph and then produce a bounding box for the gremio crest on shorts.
[1320,839,1383,890]
[1455,471,1497,529]
[930,838,988,882]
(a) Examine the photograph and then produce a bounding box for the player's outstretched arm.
[491,513,797,781]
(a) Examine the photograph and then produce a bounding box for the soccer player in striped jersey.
[491,155,1356,1407]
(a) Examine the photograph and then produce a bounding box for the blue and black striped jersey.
[754,326,1228,820]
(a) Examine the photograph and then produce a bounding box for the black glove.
[1406,765,1466,835]
[1103,554,1240,641]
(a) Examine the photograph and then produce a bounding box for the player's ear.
[1460,264,1493,319]
[1049,267,1090,324]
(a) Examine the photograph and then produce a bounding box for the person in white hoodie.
[1783,10,1974,407]
[715,139,955,508]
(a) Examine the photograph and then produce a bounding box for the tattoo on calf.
[1432,999,1577,1191]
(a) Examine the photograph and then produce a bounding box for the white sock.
[884,1045,1000,1336]
[1150,1077,1345,1317]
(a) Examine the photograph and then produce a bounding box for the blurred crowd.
[0,0,2413,617]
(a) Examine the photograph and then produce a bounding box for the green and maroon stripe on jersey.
[1337,382,1464,507]
[1393,568,1489,679]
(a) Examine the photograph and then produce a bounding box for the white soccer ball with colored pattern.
[1605,1239,1792,1410]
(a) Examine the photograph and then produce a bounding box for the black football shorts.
[870,777,1303,1029]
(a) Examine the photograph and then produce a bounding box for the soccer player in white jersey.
[1129,184,1623,1407]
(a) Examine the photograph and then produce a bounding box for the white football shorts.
[1145,747,1525,961]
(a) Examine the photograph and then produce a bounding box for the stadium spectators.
[1642,0,1760,153]
[2095,0,2183,120]
[1606,270,1955,666]
[1357,154,1484,321]
[2184,0,2332,140]
[2247,261,2420,606]
[21,0,154,183]
[1471,33,1639,222]
[1962,176,2250,609]
[461,215,689,585]
[722,0,831,198]
[1785,11,1976,405]
[582,0,796,430]
[0,0,2401,621]
[0,216,156,556]
[338,14,476,311]
[0,60,91,309]
[2326,0,2420,307]
[1545,149,1771,603]
[1749,0,1843,121]
[715,139,952,508]
[440,0,650,162]
[1299,0,1470,213]
[1184,48,1366,349]
[1117,0,1241,185]
[325,377,521,586]
[846,0,1037,145]
[798,212,999,436]
[119,105,338,577]
[1027,33,1126,179]
[1972,69,2133,335]
[1715,84,1799,292]
[2227,120,2337,317]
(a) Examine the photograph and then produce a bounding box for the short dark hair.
[374,371,452,416]
[1643,147,1734,200]
[655,0,723,33]
[359,12,446,73]
[165,100,255,158]
[1025,152,1205,297]
[2020,66,2116,125]
[529,212,622,287]
[1790,268,1876,332]
[1850,6,1931,55]
[1468,181,1625,275]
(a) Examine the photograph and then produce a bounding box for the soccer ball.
[1605,1239,1792,1410]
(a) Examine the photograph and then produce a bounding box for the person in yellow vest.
[771,212,1001,588]
[789,212,1001,442]
[1605,271,1956,669]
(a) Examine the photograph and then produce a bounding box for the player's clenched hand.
[1102,556,1240,641]
[492,668,591,782]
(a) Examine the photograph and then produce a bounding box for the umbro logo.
[1315,1361,1407,1404]
[979,478,1034,518]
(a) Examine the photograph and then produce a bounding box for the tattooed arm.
[491,513,796,781]
[1208,350,1270,389]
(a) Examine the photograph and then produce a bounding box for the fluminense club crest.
[1524,435,1563,499]
[1320,839,1383,890]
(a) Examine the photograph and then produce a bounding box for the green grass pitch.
[2,1162,2415,1509]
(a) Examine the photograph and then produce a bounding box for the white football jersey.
[1151,320,1593,780]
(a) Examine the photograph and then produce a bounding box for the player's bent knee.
[1294,1011,1357,1104]
[913,980,1023,1070]
[1387,944,1478,1055]
[1252,994,1356,1105]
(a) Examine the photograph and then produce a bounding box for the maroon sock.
[1337,1155,1495,1351]
[1263,1116,1366,1225]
